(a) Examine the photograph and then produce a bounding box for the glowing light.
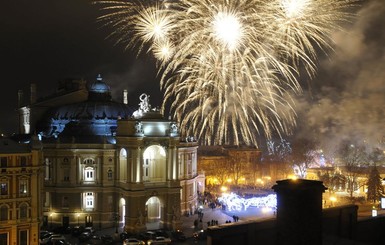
[218,192,277,211]
[288,175,298,180]
[221,186,228,192]
[95,0,356,146]
[281,0,310,19]
[212,12,243,50]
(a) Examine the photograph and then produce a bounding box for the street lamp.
[330,196,337,207]
[50,213,53,228]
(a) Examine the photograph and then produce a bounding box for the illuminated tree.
[366,166,384,203]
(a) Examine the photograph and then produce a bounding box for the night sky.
[1,0,384,152]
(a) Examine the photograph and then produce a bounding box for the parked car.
[138,231,156,243]
[120,231,136,241]
[46,234,66,245]
[52,226,72,234]
[84,226,95,234]
[71,226,85,236]
[78,231,92,242]
[39,231,54,244]
[193,230,207,241]
[147,236,172,245]
[123,237,145,245]
[170,230,186,242]
[101,234,114,244]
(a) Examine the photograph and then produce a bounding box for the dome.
[36,75,134,141]
[88,74,110,94]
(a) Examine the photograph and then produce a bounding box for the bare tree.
[337,141,369,198]
[289,138,317,178]
[264,139,293,180]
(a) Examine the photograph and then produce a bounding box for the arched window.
[119,149,127,182]
[83,158,95,165]
[107,169,113,180]
[19,177,28,195]
[83,158,96,182]
[143,145,166,182]
[19,203,28,219]
[0,205,8,221]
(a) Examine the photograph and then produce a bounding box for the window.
[83,158,95,165]
[62,196,69,208]
[19,178,28,195]
[19,156,27,167]
[0,180,8,196]
[19,203,28,219]
[187,154,192,175]
[107,169,113,180]
[0,233,8,245]
[0,157,7,168]
[45,158,51,180]
[19,230,28,245]
[63,168,70,181]
[85,192,94,208]
[84,167,95,181]
[0,205,8,221]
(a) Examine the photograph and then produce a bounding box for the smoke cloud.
[297,0,385,154]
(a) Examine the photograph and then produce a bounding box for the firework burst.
[94,0,356,146]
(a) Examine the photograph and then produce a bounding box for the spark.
[212,11,243,50]
[94,0,357,146]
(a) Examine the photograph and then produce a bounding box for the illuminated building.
[0,136,43,245]
[16,75,203,233]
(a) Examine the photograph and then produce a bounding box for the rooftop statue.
[133,93,151,119]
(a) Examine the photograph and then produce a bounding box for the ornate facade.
[16,75,203,236]
[0,136,43,245]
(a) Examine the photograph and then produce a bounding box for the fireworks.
[94,0,356,146]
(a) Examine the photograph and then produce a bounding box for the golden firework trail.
[94,0,356,146]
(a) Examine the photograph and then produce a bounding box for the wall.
[207,205,360,245]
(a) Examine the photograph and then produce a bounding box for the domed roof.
[88,74,111,94]
[36,75,134,141]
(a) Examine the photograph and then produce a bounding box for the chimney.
[30,83,36,104]
[123,89,128,104]
[272,179,327,245]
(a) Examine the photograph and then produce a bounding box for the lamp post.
[77,213,80,226]
[114,212,119,233]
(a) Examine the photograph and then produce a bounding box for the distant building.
[198,146,262,186]
[16,75,204,234]
[0,136,43,245]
